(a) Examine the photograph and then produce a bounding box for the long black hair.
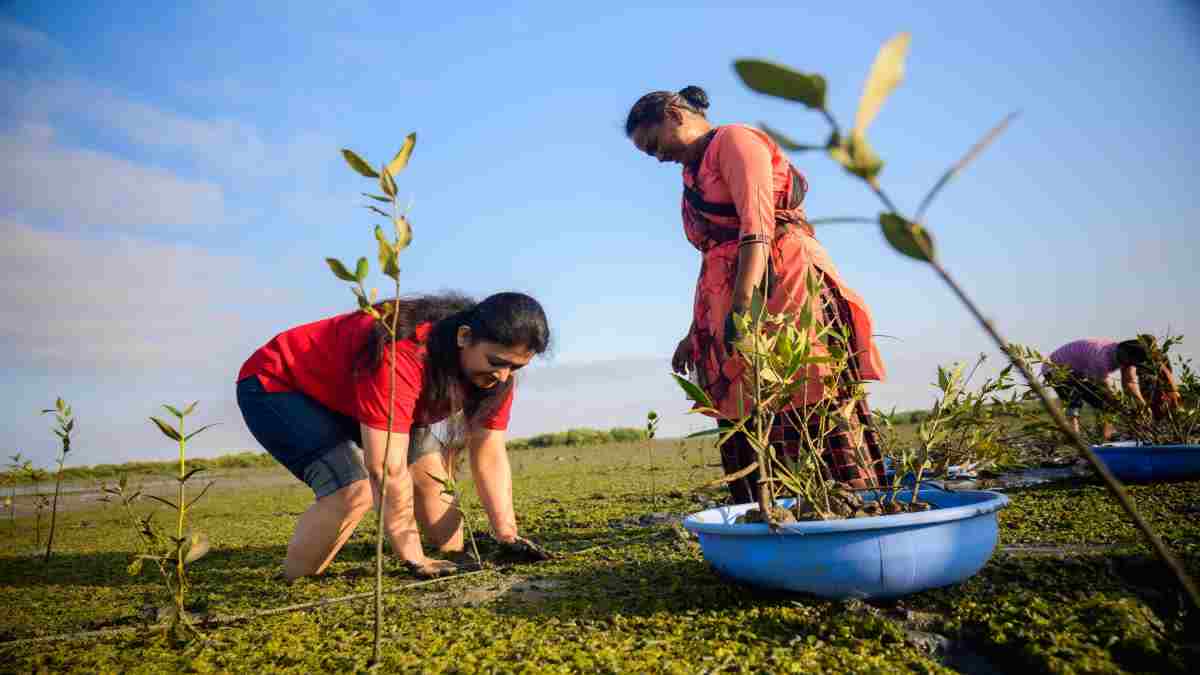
[356,291,550,442]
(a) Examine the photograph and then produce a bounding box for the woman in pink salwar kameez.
[626,86,888,504]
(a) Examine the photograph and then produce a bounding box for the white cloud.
[0,123,226,229]
[2,76,338,184]
[0,219,278,371]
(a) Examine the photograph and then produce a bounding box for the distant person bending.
[624,86,888,504]
[1042,336,1181,440]
[236,292,551,581]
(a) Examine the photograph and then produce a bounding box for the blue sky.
[2,1,1198,468]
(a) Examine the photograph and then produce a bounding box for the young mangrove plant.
[333,132,416,666]
[121,402,219,640]
[4,453,31,535]
[681,269,892,524]
[24,465,50,549]
[426,454,483,570]
[646,410,660,505]
[731,32,1199,609]
[39,397,73,562]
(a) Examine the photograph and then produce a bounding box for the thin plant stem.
[176,418,186,619]
[43,463,63,563]
[372,227,402,665]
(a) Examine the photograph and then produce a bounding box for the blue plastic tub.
[682,489,1009,599]
[1092,443,1200,482]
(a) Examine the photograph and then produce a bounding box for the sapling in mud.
[425,457,483,569]
[122,402,218,640]
[39,397,73,562]
[646,410,660,505]
[24,465,49,549]
[4,453,31,535]
[334,133,417,666]
[734,32,1199,608]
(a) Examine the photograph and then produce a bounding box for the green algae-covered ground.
[0,440,1196,673]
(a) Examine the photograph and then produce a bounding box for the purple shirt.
[1043,338,1120,382]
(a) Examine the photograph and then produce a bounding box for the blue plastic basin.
[682,489,1009,599]
[1092,443,1200,482]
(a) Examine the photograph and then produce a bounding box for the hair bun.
[677,85,710,111]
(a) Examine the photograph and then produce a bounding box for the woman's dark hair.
[356,291,550,442]
[625,86,710,137]
[1115,337,1152,368]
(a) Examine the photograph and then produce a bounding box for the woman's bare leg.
[283,480,373,581]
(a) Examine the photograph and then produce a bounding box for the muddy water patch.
[410,575,567,609]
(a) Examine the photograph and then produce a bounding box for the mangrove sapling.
[139,402,217,640]
[646,411,660,505]
[4,453,31,534]
[732,32,1199,608]
[25,466,49,549]
[427,469,483,569]
[99,473,178,624]
[334,133,416,666]
[39,397,74,562]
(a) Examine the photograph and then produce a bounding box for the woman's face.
[631,108,698,165]
[457,327,534,390]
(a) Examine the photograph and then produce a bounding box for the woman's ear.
[666,106,684,124]
[456,325,471,348]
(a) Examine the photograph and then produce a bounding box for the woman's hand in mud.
[403,557,459,578]
[495,534,553,562]
[672,337,694,375]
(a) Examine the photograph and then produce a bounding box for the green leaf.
[127,556,144,576]
[853,32,911,138]
[366,205,390,219]
[340,149,379,178]
[362,193,391,203]
[144,494,178,510]
[671,373,714,408]
[386,132,417,177]
[374,224,400,281]
[182,401,198,416]
[760,123,821,152]
[829,133,884,181]
[149,417,182,442]
[878,212,936,263]
[733,59,827,109]
[685,427,723,439]
[380,165,397,197]
[325,257,357,282]
[163,404,184,419]
[393,216,412,251]
[647,411,658,421]
[56,397,65,413]
[183,423,218,442]
[183,531,210,565]
[355,256,369,283]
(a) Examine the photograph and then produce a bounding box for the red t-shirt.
[237,312,513,433]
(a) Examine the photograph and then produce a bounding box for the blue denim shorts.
[236,376,438,499]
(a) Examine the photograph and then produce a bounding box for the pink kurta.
[682,125,886,419]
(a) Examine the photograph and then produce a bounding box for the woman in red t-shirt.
[236,291,550,580]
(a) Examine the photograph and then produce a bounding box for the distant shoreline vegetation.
[0,426,697,485]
